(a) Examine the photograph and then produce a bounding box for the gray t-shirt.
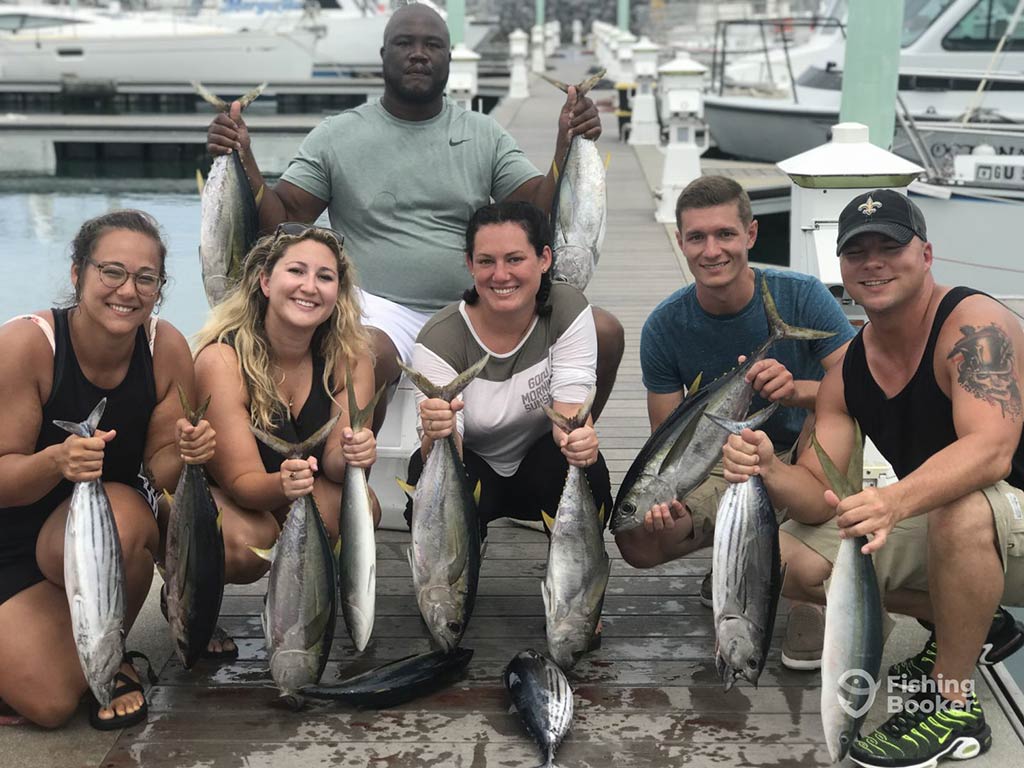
[281,99,541,313]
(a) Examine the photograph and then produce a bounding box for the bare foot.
[95,661,144,723]
[206,626,238,658]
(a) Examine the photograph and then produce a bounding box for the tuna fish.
[338,367,385,652]
[541,391,610,670]
[249,415,341,702]
[397,355,488,653]
[541,70,607,292]
[707,412,783,691]
[58,398,126,709]
[611,276,836,533]
[163,386,225,670]
[194,81,266,307]
[504,649,575,768]
[302,647,474,709]
[811,425,884,764]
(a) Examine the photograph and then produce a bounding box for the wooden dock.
[4,48,1021,768]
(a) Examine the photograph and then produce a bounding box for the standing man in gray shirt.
[205,3,624,430]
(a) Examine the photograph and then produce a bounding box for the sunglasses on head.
[274,222,345,246]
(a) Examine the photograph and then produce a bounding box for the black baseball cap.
[835,189,928,255]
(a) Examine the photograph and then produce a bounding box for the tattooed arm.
[833,295,1024,551]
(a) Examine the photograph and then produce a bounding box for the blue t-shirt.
[640,268,855,449]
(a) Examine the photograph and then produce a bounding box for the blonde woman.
[193,224,379,647]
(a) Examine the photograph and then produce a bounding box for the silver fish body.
[165,460,224,670]
[504,649,574,768]
[821,535,883,763]
[551,136,606,291]
[407,433,481,653]
[339,464,376,652]
[543,465,610,670]
[261,493,337,696]
[712,474,781,690]
[194,82,265,307]
[59,399,126,709]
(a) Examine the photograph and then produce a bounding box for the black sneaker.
[849,690,991,768]
[888,607,1024,690]
[699,570,712,609]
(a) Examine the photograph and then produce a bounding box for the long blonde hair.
[193,226,371,431]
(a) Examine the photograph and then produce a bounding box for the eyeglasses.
[87,259,165,297]
[274,222,345,247]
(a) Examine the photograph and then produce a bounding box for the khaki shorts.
[686,447,794,539]
[781,481,1024,605]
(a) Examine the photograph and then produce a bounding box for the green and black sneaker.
[888,607,1024,691]
[849,690,992,768]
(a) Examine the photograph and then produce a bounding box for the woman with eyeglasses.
[0,210,215,729]
[192,223,378,618]
[407,200,613,541]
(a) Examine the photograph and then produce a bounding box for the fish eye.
[447,621,462,635]
[622,502,636,514]
[747,658,759,669]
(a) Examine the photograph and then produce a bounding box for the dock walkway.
[2,48,1021,768]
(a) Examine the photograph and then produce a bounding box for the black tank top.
[0,307,157,565]
[844,287,1024,487]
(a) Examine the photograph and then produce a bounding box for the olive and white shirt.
[410,282,597,476]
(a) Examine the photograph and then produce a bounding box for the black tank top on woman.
[843,287,1024,487]
[0,307,157,585]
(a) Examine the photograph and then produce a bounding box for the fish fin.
[539,73,573,93]
[191,81,229,112]
[604,151,612,170]
[334,536,342,560]
[687,372,703,396]
[195,395,212,423]
[542,405,574,435]
[195,169,205,196]
[54,397,107,437]
[237,82,268,111]
[810,431,856,500]
[541,509,556,532]
[397,354,490,402]
[551,159,560,182]
[473,480,482,506]
[658,400,707,473]
[396,477,416,497]
[254,184,265,208]
[304,603,333,651]
[250,413,341,458]
[760,275,836,343]
[597,503,606,526]
[541,69,606,96]
[704,403,780,435]
[846,420,865,493]
[177,527,190,602]
[162,488,174,506]
[248,544,276,563]
[540,579,551,615]
[216,506,223,531]
[345,364,385,432]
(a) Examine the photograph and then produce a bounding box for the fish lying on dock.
[504,649,574,768]
[164,386,224,670]
[540,70,607,292]
[302,647,474,709]
[397,355,488,654]
[707,412,783,691]
[58,398,125,709]
[812,425,883,764]
[249,415,341,703]
[193,81,266,307]
[541,390,610,670]
[338,367,384,653]
[611,276,836,533]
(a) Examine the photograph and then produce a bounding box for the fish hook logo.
[837,668,881,719]
[858,196,882,216]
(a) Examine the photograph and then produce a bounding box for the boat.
[0,3,318,83]
[703,0,1024,164]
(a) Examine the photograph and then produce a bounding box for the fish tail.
[54,397,106,437]
[237,82,268,111]
[542,387,597,433]
[176,383,210,425]
[397,354,489,402]
[810,431,856,500]
[249,413,341,459]
[705,403,780,435]
[760,275,836,343]
[345,364,385,432]
[539,69,606,97]
[192,81,266,113]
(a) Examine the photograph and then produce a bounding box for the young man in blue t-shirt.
[615,175,854,669]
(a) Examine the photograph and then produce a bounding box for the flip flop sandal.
[88,652,157,732]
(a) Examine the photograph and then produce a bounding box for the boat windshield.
[902,0,959,46]
[0,14,85,33]
[943,0,1024,50]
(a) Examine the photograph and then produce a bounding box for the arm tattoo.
[947,324,1022,419]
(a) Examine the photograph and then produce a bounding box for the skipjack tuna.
[505,649,575,768]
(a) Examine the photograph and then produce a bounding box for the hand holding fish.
[176,417,216,465]
[206,100,250,157]
[554,423,599,468]
[418,397,462,440]
[644,499,686,532]
[722,428,778,483]
[57,429,116,482]
[558,85,602,149]
[280,456,317,501]
[829,485,903,554]
[742,355,796,404]
[341,426,376,469]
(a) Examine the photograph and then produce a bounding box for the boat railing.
[710,15,845,102]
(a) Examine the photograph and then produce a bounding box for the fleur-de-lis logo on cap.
[858,196,882,216]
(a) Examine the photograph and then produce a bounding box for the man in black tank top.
[721,189,1024,767]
